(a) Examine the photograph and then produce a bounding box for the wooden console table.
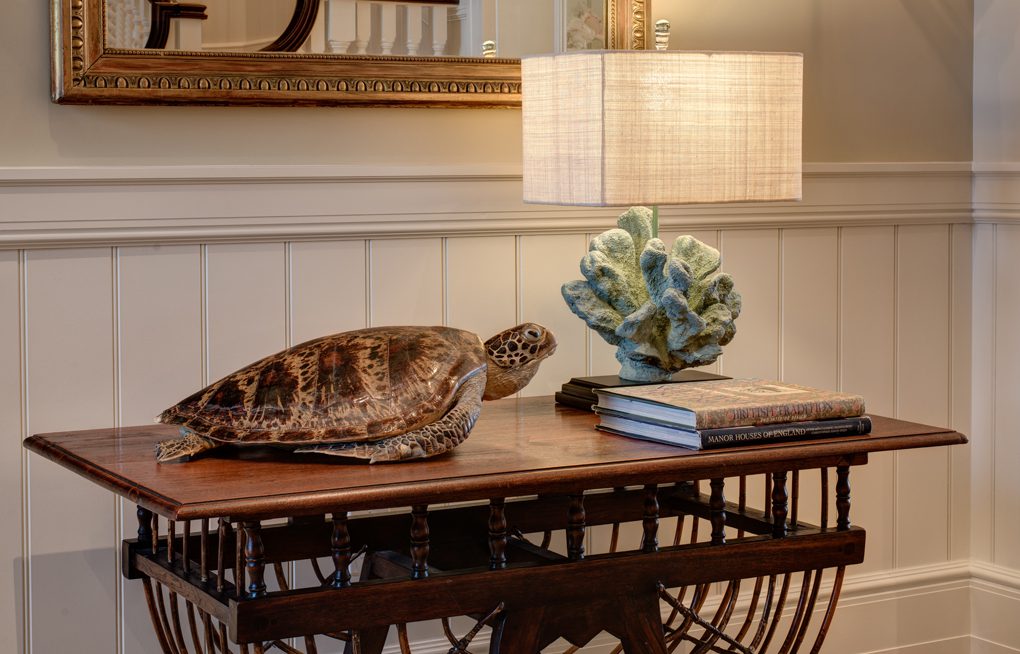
[24,397,965,654]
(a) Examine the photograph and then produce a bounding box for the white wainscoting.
[971,163,1020,654]
[0,162,990,653]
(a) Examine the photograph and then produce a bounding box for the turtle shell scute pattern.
[159,326,487,444]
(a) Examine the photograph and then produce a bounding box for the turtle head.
[481,323,557,400]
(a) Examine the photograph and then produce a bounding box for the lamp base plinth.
[618,359,673,383]
[554,369,729,411]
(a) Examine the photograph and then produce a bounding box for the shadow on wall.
[900,0,974,89]
[17,548,118,653]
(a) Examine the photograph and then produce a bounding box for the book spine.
[696,397,866,430]
[555,392,595,411]
[700,416,872,449]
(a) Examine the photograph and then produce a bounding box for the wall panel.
[0,253,23,654]
[970,224,996,564]
[206,243,288,380]
[781,228,840,527]
[715,230,780,380]
[993,224,1020,570]
[290,240,368,344]
[895,225,952,568]
[370,239,443,327]
[520,234,588,397]
[25,249,117,654]
[839,227,897,573]
[949,223,973,562]
[446,236,518,342]
[117,245,204,654]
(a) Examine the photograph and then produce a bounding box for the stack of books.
[593,379,871,450]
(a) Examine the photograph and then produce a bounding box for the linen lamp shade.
[522,50,803,206]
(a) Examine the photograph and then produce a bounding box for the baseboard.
[858,636,972,654]
[971,636,1020,654]
[970,562,1020,652]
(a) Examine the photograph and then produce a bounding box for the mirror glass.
[104,0,610,59]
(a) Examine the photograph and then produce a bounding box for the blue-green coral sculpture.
[562,207,742,382]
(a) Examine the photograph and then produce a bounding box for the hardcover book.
[594,407,872,450]
[593,379,865,430]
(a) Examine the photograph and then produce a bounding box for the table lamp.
[522,50,803,383]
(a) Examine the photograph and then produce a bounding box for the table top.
[24,397,966,521]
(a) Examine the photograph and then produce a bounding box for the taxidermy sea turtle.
[155,324,556,463]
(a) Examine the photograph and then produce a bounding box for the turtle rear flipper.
[156,432,219,463]
[297,374,485,463]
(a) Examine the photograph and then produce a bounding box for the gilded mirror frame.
[52,0,652,107]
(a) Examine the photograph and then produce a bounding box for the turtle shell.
[158,326,487,445]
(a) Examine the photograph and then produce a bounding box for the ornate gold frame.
[52,0,650,107]
[608,0,650,51]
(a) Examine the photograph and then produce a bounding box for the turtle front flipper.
[156,431,219,463]
[297,374,485,464]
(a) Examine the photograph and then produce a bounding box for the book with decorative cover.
[593,379,865,430]
[594,406,872,450]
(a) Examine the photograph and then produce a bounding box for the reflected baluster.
[430,5,449,56]
[326,0,358,53]
[406,4,424,54]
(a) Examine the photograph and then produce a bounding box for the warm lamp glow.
[522,50,803,207]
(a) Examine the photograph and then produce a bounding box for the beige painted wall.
[1,0,972,167]
[974,0,1020,161]
[657,0,974,162]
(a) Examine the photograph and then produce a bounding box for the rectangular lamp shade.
[522,50,803,206]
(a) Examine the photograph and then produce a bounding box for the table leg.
[331,512,352,588]
[619,594,669,654]
[836,465,852,530]
[344,554,390,654]
[772,471,789,537]
[489,607,545,654]
[410,504,430,579]
[344,627,389,654]
[567,494,586,561]
[642,485,659,553]
[243,521,267,598]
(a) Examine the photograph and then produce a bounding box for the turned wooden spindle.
[772,471,789,537]
[167,519,176,564]
[488,498,508,570]
[151,514,159,553]
[331,512,352,588]
[200,519,209,582]
[182,520,191,574]
[710,478,727,545]
[821,467,830,529]
[137,506,153,550]
[567,494,586,561]
[243,521,267,598]
[216,519,227,593]
[791,469,801,528]
[836,465,852,530]
[410,505,430,580]
[642,485,659,553]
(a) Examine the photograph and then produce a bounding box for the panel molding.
[973,163,1020,223]
[0,163,973,248]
